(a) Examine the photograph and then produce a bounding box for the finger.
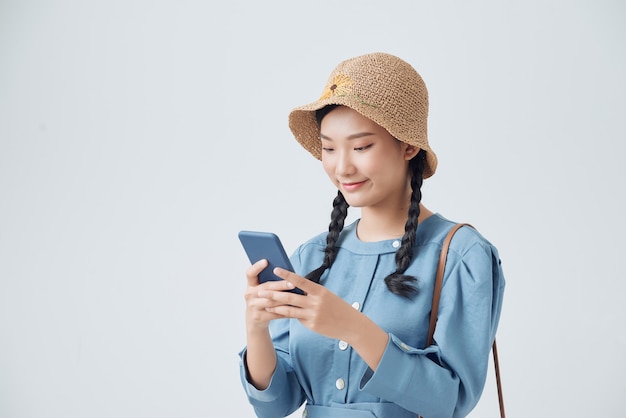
[246,297,288,323]
[247,291,291,310]
[246,286,294,315]
[259,279,296,292]
[258,287,302,307]
[273,268,314,294]
[266,303,304,319]
[245,259,268,287]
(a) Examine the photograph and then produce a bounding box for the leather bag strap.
[426,223,506,418]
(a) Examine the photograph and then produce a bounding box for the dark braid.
[305,191,349,283]
[384,150,426,298]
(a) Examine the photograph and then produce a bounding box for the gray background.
[1,0,624,417]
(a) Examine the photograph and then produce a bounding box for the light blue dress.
[240,214,506,418]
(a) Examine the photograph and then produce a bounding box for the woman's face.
[319,106,418,210]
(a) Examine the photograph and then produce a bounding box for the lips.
[340,180,367,192]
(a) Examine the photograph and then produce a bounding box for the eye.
[320,140,334,152]
[354,144,373,152]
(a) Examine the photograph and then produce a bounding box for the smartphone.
[238,231,304,294]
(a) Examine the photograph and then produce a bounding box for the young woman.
[239,52,505,418]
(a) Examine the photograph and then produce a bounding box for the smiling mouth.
[341,180,367,191]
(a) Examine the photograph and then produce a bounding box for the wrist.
[247,322,270,337]
[345,313,389,371]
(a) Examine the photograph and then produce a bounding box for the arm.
[244,325,277,390]
[239,260,307,417]
[343,310,389,371]
[359,241,505,417]
[268,268,389,371]
[242,259,280,389]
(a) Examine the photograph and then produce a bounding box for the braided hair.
[306,106,426,298]
[383,154,424,297]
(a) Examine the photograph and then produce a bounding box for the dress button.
[338,340,349,350]
[335,378,345,390]
[392,240,400,248]
[351,301,360,310]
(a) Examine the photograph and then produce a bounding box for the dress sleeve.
[359,239,506,418]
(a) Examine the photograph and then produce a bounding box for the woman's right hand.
[243,259,294,389]
[244,259,296,332]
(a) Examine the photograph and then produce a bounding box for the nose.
[334,150,355,177]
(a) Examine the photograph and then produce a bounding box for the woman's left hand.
[267,267,389,370]
[261,268,360,342]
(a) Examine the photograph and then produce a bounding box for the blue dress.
[240,214,506,418]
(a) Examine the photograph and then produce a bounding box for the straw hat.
[288,52,437,178]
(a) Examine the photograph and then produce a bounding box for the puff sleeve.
[359,238,505,418]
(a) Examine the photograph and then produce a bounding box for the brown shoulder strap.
[426,223,506,418]
[426,223,470,346]
[493,339,506,418]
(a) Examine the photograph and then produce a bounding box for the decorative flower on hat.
[319,74,353,100]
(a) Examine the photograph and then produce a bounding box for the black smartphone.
[238,230,304,294]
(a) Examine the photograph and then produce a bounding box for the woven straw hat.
[288,52,437,178]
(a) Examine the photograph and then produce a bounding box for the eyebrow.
[319,132,376,141]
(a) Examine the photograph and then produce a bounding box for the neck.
[357,203,434,242]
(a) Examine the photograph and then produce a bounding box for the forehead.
[319,106,387,137]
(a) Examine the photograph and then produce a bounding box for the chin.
[343,197,368,208]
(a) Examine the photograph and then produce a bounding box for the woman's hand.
[245,264,389,371]
[265,268,389,370]
[262,268,363,342]
[244,259,297,332]
[243,259,297,390]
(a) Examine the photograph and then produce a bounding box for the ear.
[403,145,421,160]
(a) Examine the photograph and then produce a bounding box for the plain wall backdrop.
[1,1,625,417]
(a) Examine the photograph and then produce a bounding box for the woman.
[239,52,505,418]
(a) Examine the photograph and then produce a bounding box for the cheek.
[321,158,330,172]
[321,158,336,179]
[371,159,406,183]
[359,159,382,178]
